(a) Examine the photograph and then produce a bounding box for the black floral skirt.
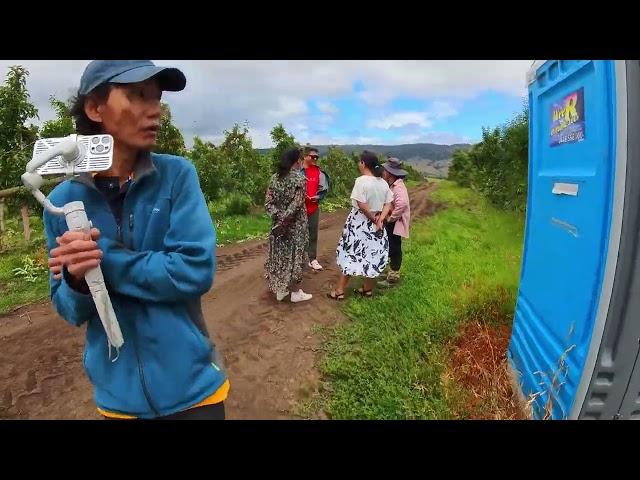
[336,208,389,278]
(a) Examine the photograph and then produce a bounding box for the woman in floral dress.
[264,147,313,303]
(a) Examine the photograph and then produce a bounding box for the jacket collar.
[72,151,157,190]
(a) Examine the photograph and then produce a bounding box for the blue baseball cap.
[79,60,186,95]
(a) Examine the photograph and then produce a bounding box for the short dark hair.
[69,84,113,135]
[304,146,319,156]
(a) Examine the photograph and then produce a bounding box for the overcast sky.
[0,60,532,148]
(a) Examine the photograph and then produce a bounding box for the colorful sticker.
[550,87,585,147]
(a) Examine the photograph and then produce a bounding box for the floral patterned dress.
[336,208,389,278]
[336,175,392,278]
[264,171,309,295]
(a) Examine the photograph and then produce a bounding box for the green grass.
[321,196,351,213]
[315,180,525,419]
[214,213,271,246]
[0,216,50,314]
[0,206,272,313]
[207,196,271,246]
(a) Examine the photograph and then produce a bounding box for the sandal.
[327,291,345,301]
[354,287,373,297]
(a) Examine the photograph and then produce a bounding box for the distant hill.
[408,159,454,178]
[256,142,472,178]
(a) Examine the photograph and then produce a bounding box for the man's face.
[86,79,163,151]
[306,151,319,165]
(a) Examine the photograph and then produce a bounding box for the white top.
[350,175,394,212]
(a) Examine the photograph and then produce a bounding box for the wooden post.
[0,198,6,233]
[21,204,31,242]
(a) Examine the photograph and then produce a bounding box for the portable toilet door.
[508,60,635,419]
[576,60,640,420]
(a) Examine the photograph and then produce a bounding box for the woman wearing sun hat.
[379,157,411,287]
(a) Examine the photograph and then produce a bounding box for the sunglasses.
[309,155,319,160]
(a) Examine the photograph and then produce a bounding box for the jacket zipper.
[72,177,161,417]
[132,328,160,417]
[121,182,160,417]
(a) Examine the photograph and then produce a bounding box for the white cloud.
[357,89,395,107]
[430,101,457,119]
[398,132,473,145]
[191,127,275,149]
[267,97,308,119]
[316,114,334,125]
[367,112,433,130]
[354,60,530,105]
[355,136,384,145]
[0,59,531,146]
[295,131,385,146]
[316,101,338,115]
[246,128,278,149]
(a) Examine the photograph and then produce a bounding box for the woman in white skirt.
[328,151,393,300]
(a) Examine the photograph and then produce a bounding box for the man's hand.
[48,228,102,281]
[50,263,63,281]
[307,195,319,203]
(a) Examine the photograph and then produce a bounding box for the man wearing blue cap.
[45,60,229,419]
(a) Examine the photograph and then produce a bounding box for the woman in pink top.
[379,158,411,286]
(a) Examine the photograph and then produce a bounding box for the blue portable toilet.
[509,60,640,420]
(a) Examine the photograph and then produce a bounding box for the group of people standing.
[264,146,411,303]
[43,59,411,421]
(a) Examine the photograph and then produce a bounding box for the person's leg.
[307,210,320,265]
[362,277,376,292]
[329,273,350,299]
[337,273,350,293]
[386,222,401,269]
[385,220,395,239]
[158,402,225,420]
[389,235,402,271]
[386,222,402,282]
[395,236,402,270]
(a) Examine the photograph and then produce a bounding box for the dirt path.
[0,182,437,420]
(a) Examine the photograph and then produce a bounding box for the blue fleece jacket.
[43,153,226,418]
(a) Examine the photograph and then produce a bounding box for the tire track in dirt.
[411,181,441,219]
[0,182,437,419]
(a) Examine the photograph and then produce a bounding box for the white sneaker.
[309,259,323,271]
[276,290,290,301]
[291,289,313,303]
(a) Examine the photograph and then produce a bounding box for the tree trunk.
[0,177,63,199]
[21,204,31,242]
[0,198,6,233]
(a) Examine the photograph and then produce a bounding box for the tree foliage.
[269,123,297,167]
[190,123,272,205]
[0,64,421,214]
[154,102,187,157]
[0,66,39,190]
[39,96,75,139]
[320,147,360,198]
[449,106,529,211]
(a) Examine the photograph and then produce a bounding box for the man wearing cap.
[379,157,411,287]
[45,60,229,420]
